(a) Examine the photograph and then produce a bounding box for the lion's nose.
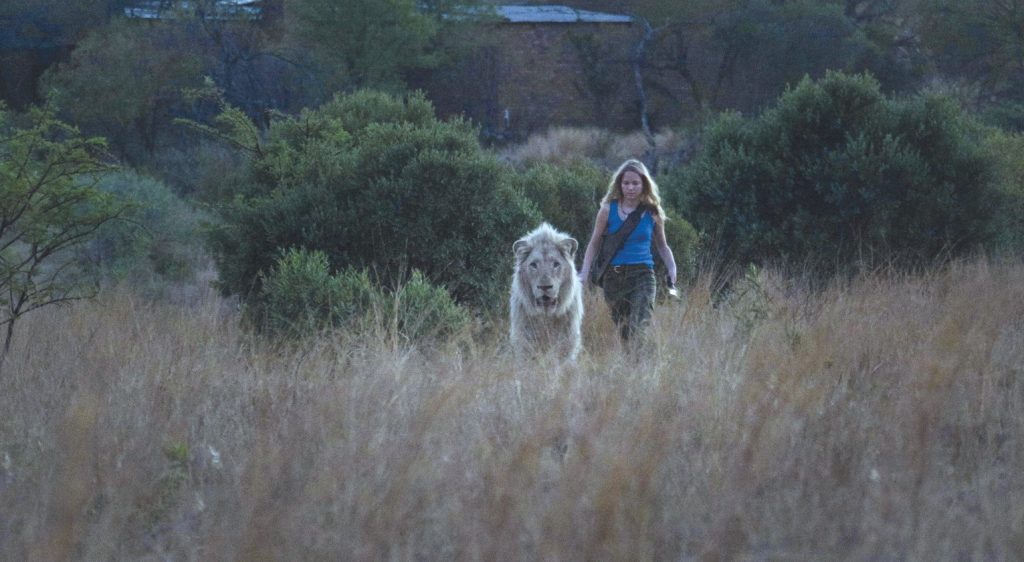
[537,284,553,292]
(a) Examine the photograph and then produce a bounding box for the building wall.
[421,21,640,142]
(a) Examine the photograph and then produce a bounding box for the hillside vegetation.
[1,259,1021,559]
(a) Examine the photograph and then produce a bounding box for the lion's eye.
[529,261,538,269]
[552,261,560,268]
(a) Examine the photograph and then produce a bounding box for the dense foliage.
[514,161,605,245]
[207,90,540,308]
[919,0,1024,130]
[663,71,1005,270]
[981,129,1024,254]
[660,208,700,284]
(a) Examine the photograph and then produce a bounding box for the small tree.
[287,0,442,92]
[41,19,205,160]
[0,106,124,359]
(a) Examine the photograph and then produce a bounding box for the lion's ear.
[513,239,531,261]
[560,238,579,259]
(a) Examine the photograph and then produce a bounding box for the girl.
[579,159,677,344]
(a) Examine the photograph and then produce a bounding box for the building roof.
[494,5,631,24]
[124,0,261,20]
[121,2,631,24]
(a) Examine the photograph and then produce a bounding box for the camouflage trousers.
[601,265,656,344]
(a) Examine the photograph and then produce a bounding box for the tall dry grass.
[499,126,687,170]
[1,259,1022,560]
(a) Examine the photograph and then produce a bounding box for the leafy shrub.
[979,100,1024,133]
[661,208,700,284]
[241,90,436,197]
[662,71,1004,271]
[981,129,1024,254]
[316,89,436,133]
[206,90,540,308]
[255,248,375,336]
[255,248,466,340]
[383,270,469,342]
[82,171,203,283]
[515,161,605,245]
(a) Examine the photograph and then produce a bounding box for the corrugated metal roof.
[122,2,631,24]
[495,5,631,24]
[124,0,261,20]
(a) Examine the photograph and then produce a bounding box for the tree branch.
[630,14,659,171]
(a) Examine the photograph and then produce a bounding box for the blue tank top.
[607,200,655,267]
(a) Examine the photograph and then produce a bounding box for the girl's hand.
[665,273,679,297]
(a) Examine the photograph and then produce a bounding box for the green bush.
[661,208,700,284]
[207,90,540,308]
[255,248,375,336]
[82,171,203,283]
[662,71,1003,271]
[981,129,1024,254]
[383,270,469,342]
[317,89,436,133]
[979,100,1024,133]
[243,90,438,197]
[255,249,467,340]
[515,160,604,246]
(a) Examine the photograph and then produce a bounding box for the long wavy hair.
[600,159,667,223]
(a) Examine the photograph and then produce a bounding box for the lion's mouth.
[537,295,558,310]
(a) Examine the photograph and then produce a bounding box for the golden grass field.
[1,259,1022,560]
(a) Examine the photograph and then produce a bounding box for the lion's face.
[513,235,578,315]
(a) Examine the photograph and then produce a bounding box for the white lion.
[509,223,583,361]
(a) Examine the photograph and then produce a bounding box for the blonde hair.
[600,159,667,222]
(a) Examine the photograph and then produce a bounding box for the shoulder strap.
[618,204,647,236]
[591,204,648,282]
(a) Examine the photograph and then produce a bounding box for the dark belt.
[609,264,652,274]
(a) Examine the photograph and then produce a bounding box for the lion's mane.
[509,223,583,361]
